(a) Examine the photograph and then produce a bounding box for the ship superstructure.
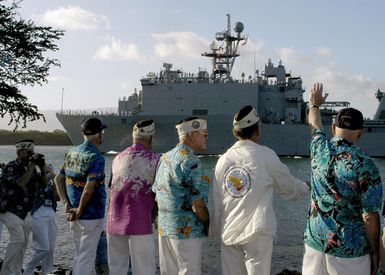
[57,15,385,156]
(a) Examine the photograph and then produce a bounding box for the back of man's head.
[335,108,363,130]
[333,108,364,142]
[233,105,260,139]
[132,119,155,143]
[81,117,107,145]
[176,117,207,140]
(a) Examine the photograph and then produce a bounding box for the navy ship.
[56,14,385,156]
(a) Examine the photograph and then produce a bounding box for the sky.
[3,0,385,130]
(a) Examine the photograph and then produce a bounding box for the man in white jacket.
[212,105,309,275]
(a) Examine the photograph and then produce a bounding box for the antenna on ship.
[201,14,246,80]
[60,88,64,113]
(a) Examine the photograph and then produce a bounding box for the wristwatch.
[308,104,319,110]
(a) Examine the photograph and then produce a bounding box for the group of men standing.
[0,82,383,275]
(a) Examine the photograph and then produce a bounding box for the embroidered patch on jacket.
[224,166,251,198]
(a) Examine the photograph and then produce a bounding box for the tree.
[0,0,64,129]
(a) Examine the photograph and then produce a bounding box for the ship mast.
[201,14,246,80]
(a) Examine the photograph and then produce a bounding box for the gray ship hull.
[56,113,385,157]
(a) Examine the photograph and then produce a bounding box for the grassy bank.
[0,129,73,146]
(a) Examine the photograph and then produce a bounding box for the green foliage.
[0,0,64,129]
[0,129,72,145]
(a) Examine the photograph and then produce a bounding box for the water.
[1,145,385,274]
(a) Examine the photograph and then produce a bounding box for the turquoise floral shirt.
[152,143,211,239]
[304,129,382,258]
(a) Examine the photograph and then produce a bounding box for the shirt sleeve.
[310,129,327,159]
[152,156,164,194]
[210,160,224,236]
[59,152,68,175]
[358,158,382,213]
[86,155,105,184]
[2,163,21,184]
[185,157,210,203]
[266,150,308,200]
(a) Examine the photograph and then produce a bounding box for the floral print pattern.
[60,141,106,220]
[152,143,210,239]
[304,129,382,257]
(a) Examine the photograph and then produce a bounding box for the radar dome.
[234,22,244,33]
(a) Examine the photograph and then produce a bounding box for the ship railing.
[141,74,262,85]
[58,110,118,116]
[364,119,385,126]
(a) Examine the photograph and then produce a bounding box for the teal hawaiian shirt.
[304,129,382,258]
[152,143,211,239]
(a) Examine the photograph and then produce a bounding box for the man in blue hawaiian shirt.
[302,83,382,275]
[153,117,210,275]
[55,117,107,275]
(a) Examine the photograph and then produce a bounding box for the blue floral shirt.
[152,143,211,239]
[60,141,106,220]
[304,129,382,258]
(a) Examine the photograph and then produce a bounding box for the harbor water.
[1,145,385,274]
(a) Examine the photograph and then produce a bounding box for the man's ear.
[357,129,363,140]
[332,123,336,136]
[255,128,260,138]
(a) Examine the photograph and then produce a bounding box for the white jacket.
[212,139,308,246]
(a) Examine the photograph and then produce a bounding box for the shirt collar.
[177,143,194,153]
[331,136,354,147]
[233,139,257,148]
[132,143,147,151]
[83,140,100,152]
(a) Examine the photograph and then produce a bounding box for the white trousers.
[70,218,104,275]
[221,233,274,275]
[0,212,32,275]
[159,236,203,275]
[107,233,155,275]
[24,207,57,275]
[302,244,370,275]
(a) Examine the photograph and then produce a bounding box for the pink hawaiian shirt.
[106,143,161,235]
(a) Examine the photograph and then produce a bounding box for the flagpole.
[61,88,64,113]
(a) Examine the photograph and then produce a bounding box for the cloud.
[120,82,132,90]
[150,32,265,77]
[120,82,140,95]
[47,75,68,82]
[152,32,209,62]
[276,48,313,64]
[309,64,379,117]
[316,47,333,57]
[39,6,110,30]
[94,38,142,61]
